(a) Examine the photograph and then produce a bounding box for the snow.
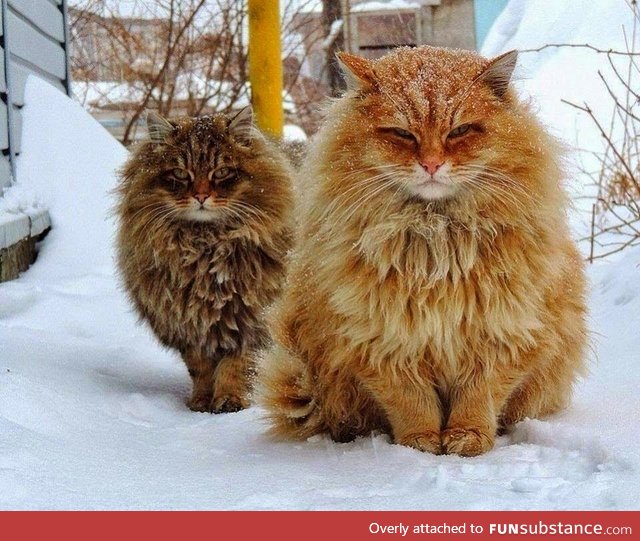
[73,79,297,115]
[0,184,50,250]
[351,1,421,12]
[0,184,46,218]
[295,0,327,14]
[482,0,640,238]
[12,78,127,280]
[1,2,640,509]
[284,124,308,142]
[73,79,251,112]
[69,0,228,24]
[321,19,344,50]
[296,0,422,14]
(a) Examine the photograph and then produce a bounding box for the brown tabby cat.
[117,107,293,413]
[259,47,587,456]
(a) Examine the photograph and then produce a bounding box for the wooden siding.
[0,0,70,189]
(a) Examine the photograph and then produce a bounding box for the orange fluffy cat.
[259,46,588,456]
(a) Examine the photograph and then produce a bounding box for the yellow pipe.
[247,0,283,138]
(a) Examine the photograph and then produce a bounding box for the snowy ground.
[1,1,640,510]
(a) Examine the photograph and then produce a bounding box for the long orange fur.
[258,46,587,456]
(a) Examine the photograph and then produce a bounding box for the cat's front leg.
[183,350,215,412]
[210,355,252,413]
[442,374,496,457]
[359,365,443,455]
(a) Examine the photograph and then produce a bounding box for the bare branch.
[520,43,640,56]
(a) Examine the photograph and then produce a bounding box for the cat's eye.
[448,124,471,138]
[392,128,415,140]
[213,167,231,179]
[173,168,189,180]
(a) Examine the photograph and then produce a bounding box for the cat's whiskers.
[324,164,403,196]
[478,178,535,211]
[228,200,270,221]
[374,180,407,236]
[323,166,405,216]
[457,173,528,213]
[224,202,267,227]
[340,163,401,177]
[132,204,174,229]
[137,206,183,238]
[472,170,531,199]
[125,201,170,225]
[335,173,401,225]
[218,205,250,225]
[221,199,270,226]
[321,180,388,221]
[458,174,520,208]
[322,176,394,223]
[453,165,535,211]
[328,175,393,206]
[207,200,261,229]
[456,164,534,199]
[470,177,532,212]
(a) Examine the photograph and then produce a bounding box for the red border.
[2,511,639,541]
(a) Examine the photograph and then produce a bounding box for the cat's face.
[336,47,521,203]
[135,108,258,223]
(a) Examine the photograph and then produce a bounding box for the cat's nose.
[420,157,444,175]
[193,193,209,204]
[421,158,444,176]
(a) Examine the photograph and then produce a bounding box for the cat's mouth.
[403,163,459,201]
[406,181,455,200]
[181,205,222,222]
[406,176,458,201]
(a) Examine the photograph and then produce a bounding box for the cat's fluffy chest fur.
[128,222,285,360]
[314,211,550,372]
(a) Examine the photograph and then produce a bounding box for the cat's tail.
[257,343,323,440]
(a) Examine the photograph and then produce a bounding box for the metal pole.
[247,0,283,138]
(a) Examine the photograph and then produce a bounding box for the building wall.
[0,0,71,191]
[299,0,477,67]
[421,0,476,51]
[0,0,69,275]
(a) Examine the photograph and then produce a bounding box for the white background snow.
[1,0,639,510]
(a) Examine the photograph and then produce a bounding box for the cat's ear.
[146,111,174,142]
[337,52,376,91]
[228,105,254,144]
[480,50,518,99]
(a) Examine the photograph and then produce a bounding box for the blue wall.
[474,0,509,50]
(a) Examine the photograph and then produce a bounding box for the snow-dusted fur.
[259,47,588,456]
[116,111,293,413]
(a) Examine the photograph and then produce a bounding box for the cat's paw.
[496,422,515,436]
[210,394,250,414]
[187,393,213,413]
[396,431,442,455]
[441,427,494,457]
